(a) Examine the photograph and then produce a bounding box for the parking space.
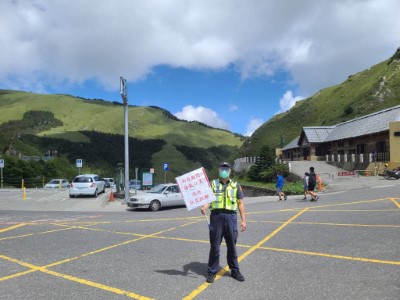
[0,187,399,299]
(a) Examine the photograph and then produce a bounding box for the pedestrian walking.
[276,172,287,201]
[308,167,319,201]
[200,161,246,283]
[303,172,309,200]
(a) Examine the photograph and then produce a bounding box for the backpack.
[308,173,316,185]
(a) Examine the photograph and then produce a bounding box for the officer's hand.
[240,221,247,232]
[200,206,207,215]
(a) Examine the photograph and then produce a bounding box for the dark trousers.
[207,211,239,274]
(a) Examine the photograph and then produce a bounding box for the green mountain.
[239,49,400,156]
[0,90,245,180]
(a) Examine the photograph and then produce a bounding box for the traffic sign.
[0,159,4,168]
[163,163,168,171]
[76,159,83,168]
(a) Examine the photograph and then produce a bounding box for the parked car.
[127,183,184,211]
[103,177,115,188]
[45,179,70,189]
[129,179,141,190]
[69,174,105,198]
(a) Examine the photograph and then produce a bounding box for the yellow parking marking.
[304,209,399,212]
[42,269,153,300]
[0,228,73,241]
[183,208,309,300]
[0,223,26,233]
[259,247,400,265]
[390,198,400,209]
[0,222,196,298]
[0,255,152,299]
[247,220,400,228]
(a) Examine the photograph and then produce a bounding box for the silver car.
[69,174,105,198]
[45,179,70,189]
[127,183,184,211]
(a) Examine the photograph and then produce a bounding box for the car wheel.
[149,200,161,211]
[69,194,75,198]
[93,189,98,197]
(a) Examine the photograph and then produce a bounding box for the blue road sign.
[163,163,168,171]
[76,159,83,168]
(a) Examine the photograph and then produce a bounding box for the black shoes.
[231,270,245,282]
[206,273,216,283]
[284,195,287,201]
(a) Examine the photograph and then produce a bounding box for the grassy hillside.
[239,52,400,156]
[0,90,244,180]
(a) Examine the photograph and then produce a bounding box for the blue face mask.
[219,169,230,179]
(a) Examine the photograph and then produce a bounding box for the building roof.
[282,136,300,150]
[282,105,400,149]
[324,105,400,141]
[302,127,335,143]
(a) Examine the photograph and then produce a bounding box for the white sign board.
[76,159,83,168]
[0,159,4,168]
[175,167,215,211]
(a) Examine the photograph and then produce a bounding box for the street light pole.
[120,76,130,204]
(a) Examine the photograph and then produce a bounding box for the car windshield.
[73,177,92,183]
[49,180,60,184]
[149,185,168,194]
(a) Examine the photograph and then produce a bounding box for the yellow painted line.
[183,208,310,300]
[0,223,27,233]
[390,198,400,209]
[0,255,152,299]
[305,209,399,212]
[0,228,73,241]
[44,222,194,269]
[259,247,400,265]
[246,220,400,228]
[42,269,153,300]
[0,269,37,282]
[307,198,389,210]
[124,216,202,223]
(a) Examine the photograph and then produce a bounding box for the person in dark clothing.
[201,161,246,283]
[308,167,319,201]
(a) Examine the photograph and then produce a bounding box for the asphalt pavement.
[0,176,399,299]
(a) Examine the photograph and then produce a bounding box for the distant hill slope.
[239,49,400,156]
[0,90,244,179]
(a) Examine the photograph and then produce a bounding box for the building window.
[357,144,365,154]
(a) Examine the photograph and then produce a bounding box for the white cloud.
[0,0,399,94]
[245,117,264,137]
[229,104,239,112]
[174,105,230,130]
[277,91,304,114]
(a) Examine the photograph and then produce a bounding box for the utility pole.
[120,76,130,204]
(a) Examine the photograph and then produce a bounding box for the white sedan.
[127,183,184,211]
[45,179,70,189]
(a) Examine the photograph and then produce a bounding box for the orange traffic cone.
[109,191,114,202]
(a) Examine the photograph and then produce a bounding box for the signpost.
[0,159,4,189]
[76,159,83,175]
[163,162,168,183]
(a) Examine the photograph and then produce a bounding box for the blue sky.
[1,0,399,136]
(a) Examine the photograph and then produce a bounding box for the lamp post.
[120,76,130,204]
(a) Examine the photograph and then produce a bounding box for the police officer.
[201,161,246,283]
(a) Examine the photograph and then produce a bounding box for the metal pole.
[121,76,130,204]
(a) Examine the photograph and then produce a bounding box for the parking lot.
[0,180,399,299]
